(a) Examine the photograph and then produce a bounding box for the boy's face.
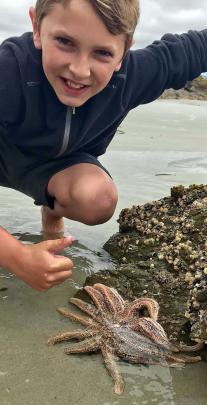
[30,0,126,107]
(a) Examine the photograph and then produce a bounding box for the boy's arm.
[0,226,74,291]
[0,46,23,128]
[126,29,207,108]
[0,46,74,291]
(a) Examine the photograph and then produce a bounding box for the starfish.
[48,284,203,395]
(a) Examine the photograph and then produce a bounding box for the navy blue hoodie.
[0,30,207,159]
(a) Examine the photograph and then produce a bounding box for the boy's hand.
[9,236,74,292]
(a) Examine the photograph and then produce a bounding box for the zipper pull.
[72,107,76,115]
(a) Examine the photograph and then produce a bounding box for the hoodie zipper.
[55,107,73,157]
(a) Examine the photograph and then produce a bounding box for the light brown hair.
[35,0,140,49]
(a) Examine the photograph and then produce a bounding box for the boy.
[0,0,207,292]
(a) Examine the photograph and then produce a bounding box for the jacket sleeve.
[0,45,23,136]
[126,29,207,108]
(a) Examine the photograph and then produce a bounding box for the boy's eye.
[95,49,113,58]
[56,37,73,47]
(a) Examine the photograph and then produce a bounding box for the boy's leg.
[42,163,118,234]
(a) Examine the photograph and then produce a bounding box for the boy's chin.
[58,95,88,108]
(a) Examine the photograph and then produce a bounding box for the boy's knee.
[86,188,118,225]
[73,182,118,225]
[56,179,117,225]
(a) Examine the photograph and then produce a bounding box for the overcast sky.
[0,0,206,48]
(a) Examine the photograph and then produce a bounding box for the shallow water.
[1,100,207,404]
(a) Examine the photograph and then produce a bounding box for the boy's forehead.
[43,1,126,51]
[52,27,126,50]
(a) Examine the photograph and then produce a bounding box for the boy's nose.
[69,55,91,80]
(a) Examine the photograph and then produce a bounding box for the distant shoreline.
[160,76,207,101]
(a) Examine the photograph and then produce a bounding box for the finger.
[49,256,74,272]
[47,270,73,284]
[41,236,75,254]
[35,284,51,293]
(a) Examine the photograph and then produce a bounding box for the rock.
[160,77,207,101]
[84,184,207,345]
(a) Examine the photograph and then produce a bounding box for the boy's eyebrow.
[52,29,116,54]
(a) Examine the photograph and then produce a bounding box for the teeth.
[66,80,84,89]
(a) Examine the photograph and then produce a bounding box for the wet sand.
[1,99,207,404]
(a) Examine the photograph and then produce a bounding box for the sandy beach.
[1,99,207,404]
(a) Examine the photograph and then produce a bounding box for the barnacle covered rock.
[86,185,207,345]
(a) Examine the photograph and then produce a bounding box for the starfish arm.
[94,284,125,315]
[70,297,97,319]
[122,352,165,365]
[64,336,101,354]
[57,307,96,327]
[116,327,173,362]
[129,317,178,352]
[122,298,159,321]
[118,342,180,367]
[177,341,205,352]
[47,329,96,345]
[122,353,185,368]
[101,345,124,395]
[166,353,201,363]
[84,286,108,313]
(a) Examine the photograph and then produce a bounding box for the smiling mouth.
[62,78,89,89]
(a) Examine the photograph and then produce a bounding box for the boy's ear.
[114,61,122,72]
[114,37,134,71]
[29,7,42,49]
[130,38,135,48]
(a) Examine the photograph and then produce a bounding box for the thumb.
[42,236,75,254]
